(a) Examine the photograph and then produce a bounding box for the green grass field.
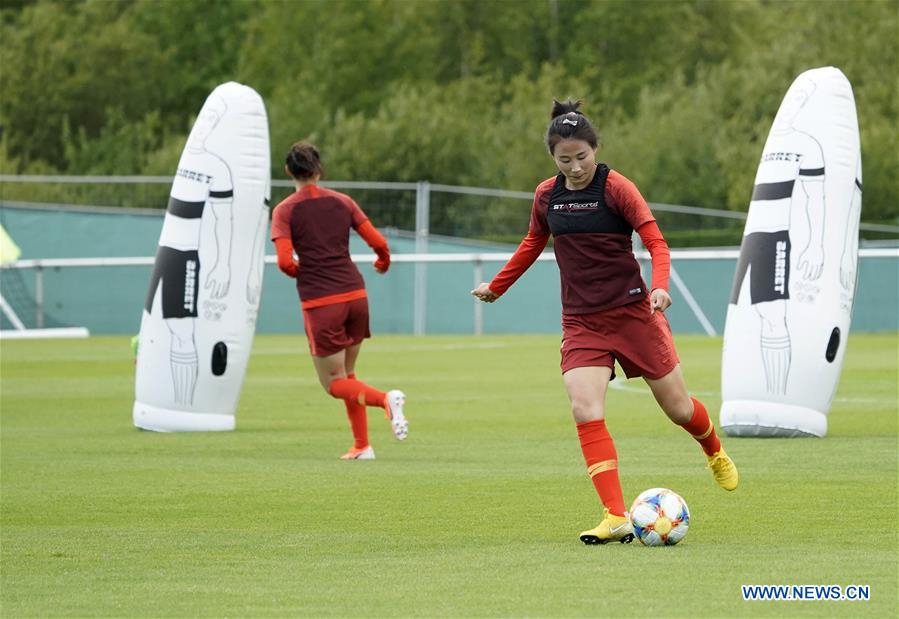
[1,334,897,617]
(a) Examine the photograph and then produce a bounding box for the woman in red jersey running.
[472,100,738,544]
[271,141,408,460]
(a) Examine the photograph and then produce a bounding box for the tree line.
[1,0,896,243]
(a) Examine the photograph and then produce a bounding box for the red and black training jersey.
[270,185,369,304]
[492,165,657,314]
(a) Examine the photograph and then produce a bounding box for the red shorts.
[301,297,371,357]
[560,296,679,379]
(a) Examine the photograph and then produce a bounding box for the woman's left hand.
[650,288,672,314]
[471,282,499,303]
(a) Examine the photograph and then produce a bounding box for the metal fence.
[2,175,898,335]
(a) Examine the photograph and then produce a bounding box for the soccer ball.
[629,488,690,546]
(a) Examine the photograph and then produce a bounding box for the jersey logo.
[552,201,600,212]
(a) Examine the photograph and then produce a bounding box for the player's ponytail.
[545,98,600,155]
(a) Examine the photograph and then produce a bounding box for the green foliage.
[61,108,167,174]
[0,0,166,169]
[1,0,897,234]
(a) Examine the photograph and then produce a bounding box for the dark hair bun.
[545,98,598,154]
[285,141,322,180]
[551,98,582,119]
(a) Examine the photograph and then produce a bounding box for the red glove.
[358,221,390,274]
[374,248,390,273]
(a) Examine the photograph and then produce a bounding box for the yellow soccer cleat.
[579,508,635,545]
[707,448,738,491]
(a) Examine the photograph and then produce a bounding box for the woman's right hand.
[471,282,499,303]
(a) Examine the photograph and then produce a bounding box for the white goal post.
[0,291,89,340]
[0,282,90,338]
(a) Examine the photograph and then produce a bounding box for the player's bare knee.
[321,368,348,393]
[571,399,604,423]
[662,397,693,424]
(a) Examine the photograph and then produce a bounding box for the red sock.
[329,377,386,408]
[343,374,368,449]
[679,397,721,456]
[576,419,626,517]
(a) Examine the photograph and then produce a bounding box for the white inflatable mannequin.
[133,82,270,431]
[720,67,861,437]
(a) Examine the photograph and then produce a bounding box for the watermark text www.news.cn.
[742,584,870,601]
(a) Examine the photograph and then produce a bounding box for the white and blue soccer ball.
[629,488,690,546]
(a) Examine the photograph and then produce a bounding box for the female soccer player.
[271,141,408,460]
[472,100,738,544]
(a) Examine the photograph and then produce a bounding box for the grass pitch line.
[253,341,511,356]
[608,380,716,398]
[608,379,893,405]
